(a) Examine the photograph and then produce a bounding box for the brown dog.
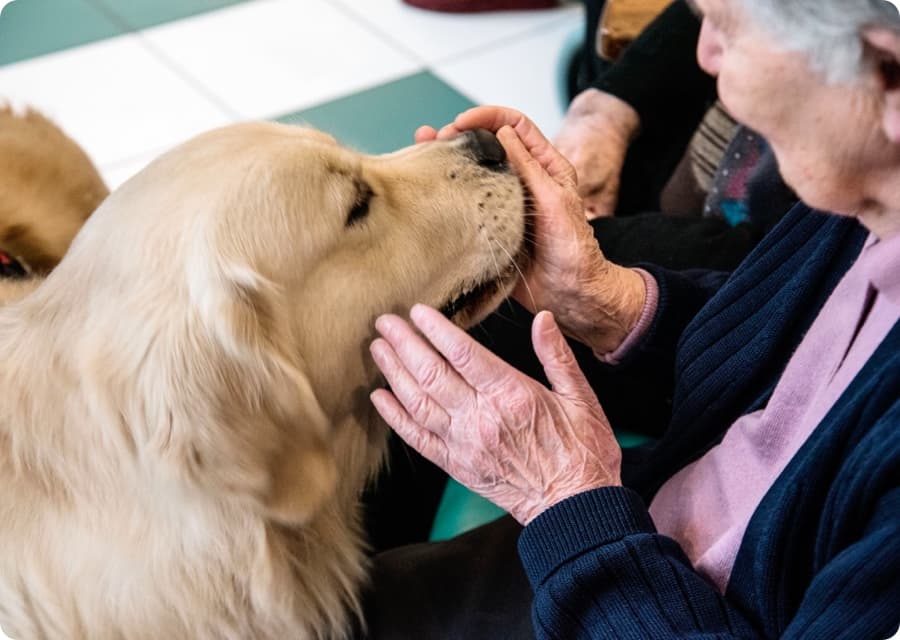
[0,106,107,277]
[0,119,527,639]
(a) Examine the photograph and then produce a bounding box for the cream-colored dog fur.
[0,121,526,639]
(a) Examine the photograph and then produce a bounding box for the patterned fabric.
[689,101,739,192]
[703,125,768,225]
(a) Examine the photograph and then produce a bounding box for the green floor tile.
[0,0,251,67]
[0,0,123,66]
[93,0,248,33]
[276,72,476,154]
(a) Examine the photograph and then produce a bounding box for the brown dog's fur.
[0,115,526,639]
[0,106,108,276]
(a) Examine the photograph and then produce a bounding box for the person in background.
[561,0,798,273]
[363,0,900,638]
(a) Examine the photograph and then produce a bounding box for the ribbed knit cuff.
[517,487,656,589]
[596,268,659,365]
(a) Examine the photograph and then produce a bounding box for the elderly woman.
[365,0,900,637]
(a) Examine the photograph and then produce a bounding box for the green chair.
[429,430,651,541]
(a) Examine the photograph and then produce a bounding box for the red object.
[402,0,559,12]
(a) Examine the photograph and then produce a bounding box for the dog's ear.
[155,260,336,525]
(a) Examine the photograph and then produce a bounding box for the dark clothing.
[363,205,900,639]
[577,0,716,216]
[592,213,764,271]
[572,2,797,269]
[364,515,533,640]
[523,205,900,639]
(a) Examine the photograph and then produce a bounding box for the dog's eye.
[346,182,373,227]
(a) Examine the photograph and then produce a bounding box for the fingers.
[436,123,465,139]
[372,314,472,416]
[408,304,516,393]
[531,311,595,400]
[497,126,577,208]
[415,124,463,142]
[414,125,438,144]
[370,388,449,469]
[422,106,576,187]
[458,108,577,187]
[454,106,526,136]
[496,125,577,191]
[496,125,545,186]
[370,337,452,434]
[583,193,616,220]
[429,107,529,140]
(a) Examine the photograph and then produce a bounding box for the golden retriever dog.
[0,106,108,281]
[0,119,527,639]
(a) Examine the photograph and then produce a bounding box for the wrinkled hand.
[369,304,621,526]
[416,105,646,355]
[554,89,640,219]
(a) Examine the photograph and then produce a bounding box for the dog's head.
[44,122,528,527]
[0,106,108,274]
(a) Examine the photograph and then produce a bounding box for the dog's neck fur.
[0,276,383,640]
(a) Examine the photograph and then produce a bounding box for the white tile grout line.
[131,30,244,122]
[121,0,427,124]
[326,0,430,67]
[84,0,245,122]
[328,0,583,70]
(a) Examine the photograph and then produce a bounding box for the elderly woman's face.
[692,0,889,218]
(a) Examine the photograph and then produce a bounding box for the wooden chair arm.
[598,0,674,60]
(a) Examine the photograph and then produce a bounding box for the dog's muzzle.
[462,129,508,171]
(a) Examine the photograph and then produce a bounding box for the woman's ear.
[157,260,337,525]
[863,26,900,142]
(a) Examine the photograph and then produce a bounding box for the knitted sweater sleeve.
[589,265,729,438]
[518,482,900,639]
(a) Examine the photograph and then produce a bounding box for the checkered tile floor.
[0,2,583,635]
[1,0,583,189]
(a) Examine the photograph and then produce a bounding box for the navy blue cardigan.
[517,204,900,639]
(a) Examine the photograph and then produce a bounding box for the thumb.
[531,311,593,400]
[497,125,576,190]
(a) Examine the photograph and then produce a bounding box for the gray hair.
[737,0,900,83]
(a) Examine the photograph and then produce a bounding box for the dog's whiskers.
[492,238,536,313]
[486,238,518,317]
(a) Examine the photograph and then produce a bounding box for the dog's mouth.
[438,258,521,322]
[439,194,534,326]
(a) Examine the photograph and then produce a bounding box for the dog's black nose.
[466,128,507,169]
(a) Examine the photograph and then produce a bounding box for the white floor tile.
[0,34,233,167]
[434,11,582,139]
[141,0,422,121]
[336,0,582,66]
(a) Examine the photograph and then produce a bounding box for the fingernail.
[410,303,430,321]
[537,310,559,334]
[410,303,439,331]
[374,314,399,337]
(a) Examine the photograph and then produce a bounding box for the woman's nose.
[696,19,723,76]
